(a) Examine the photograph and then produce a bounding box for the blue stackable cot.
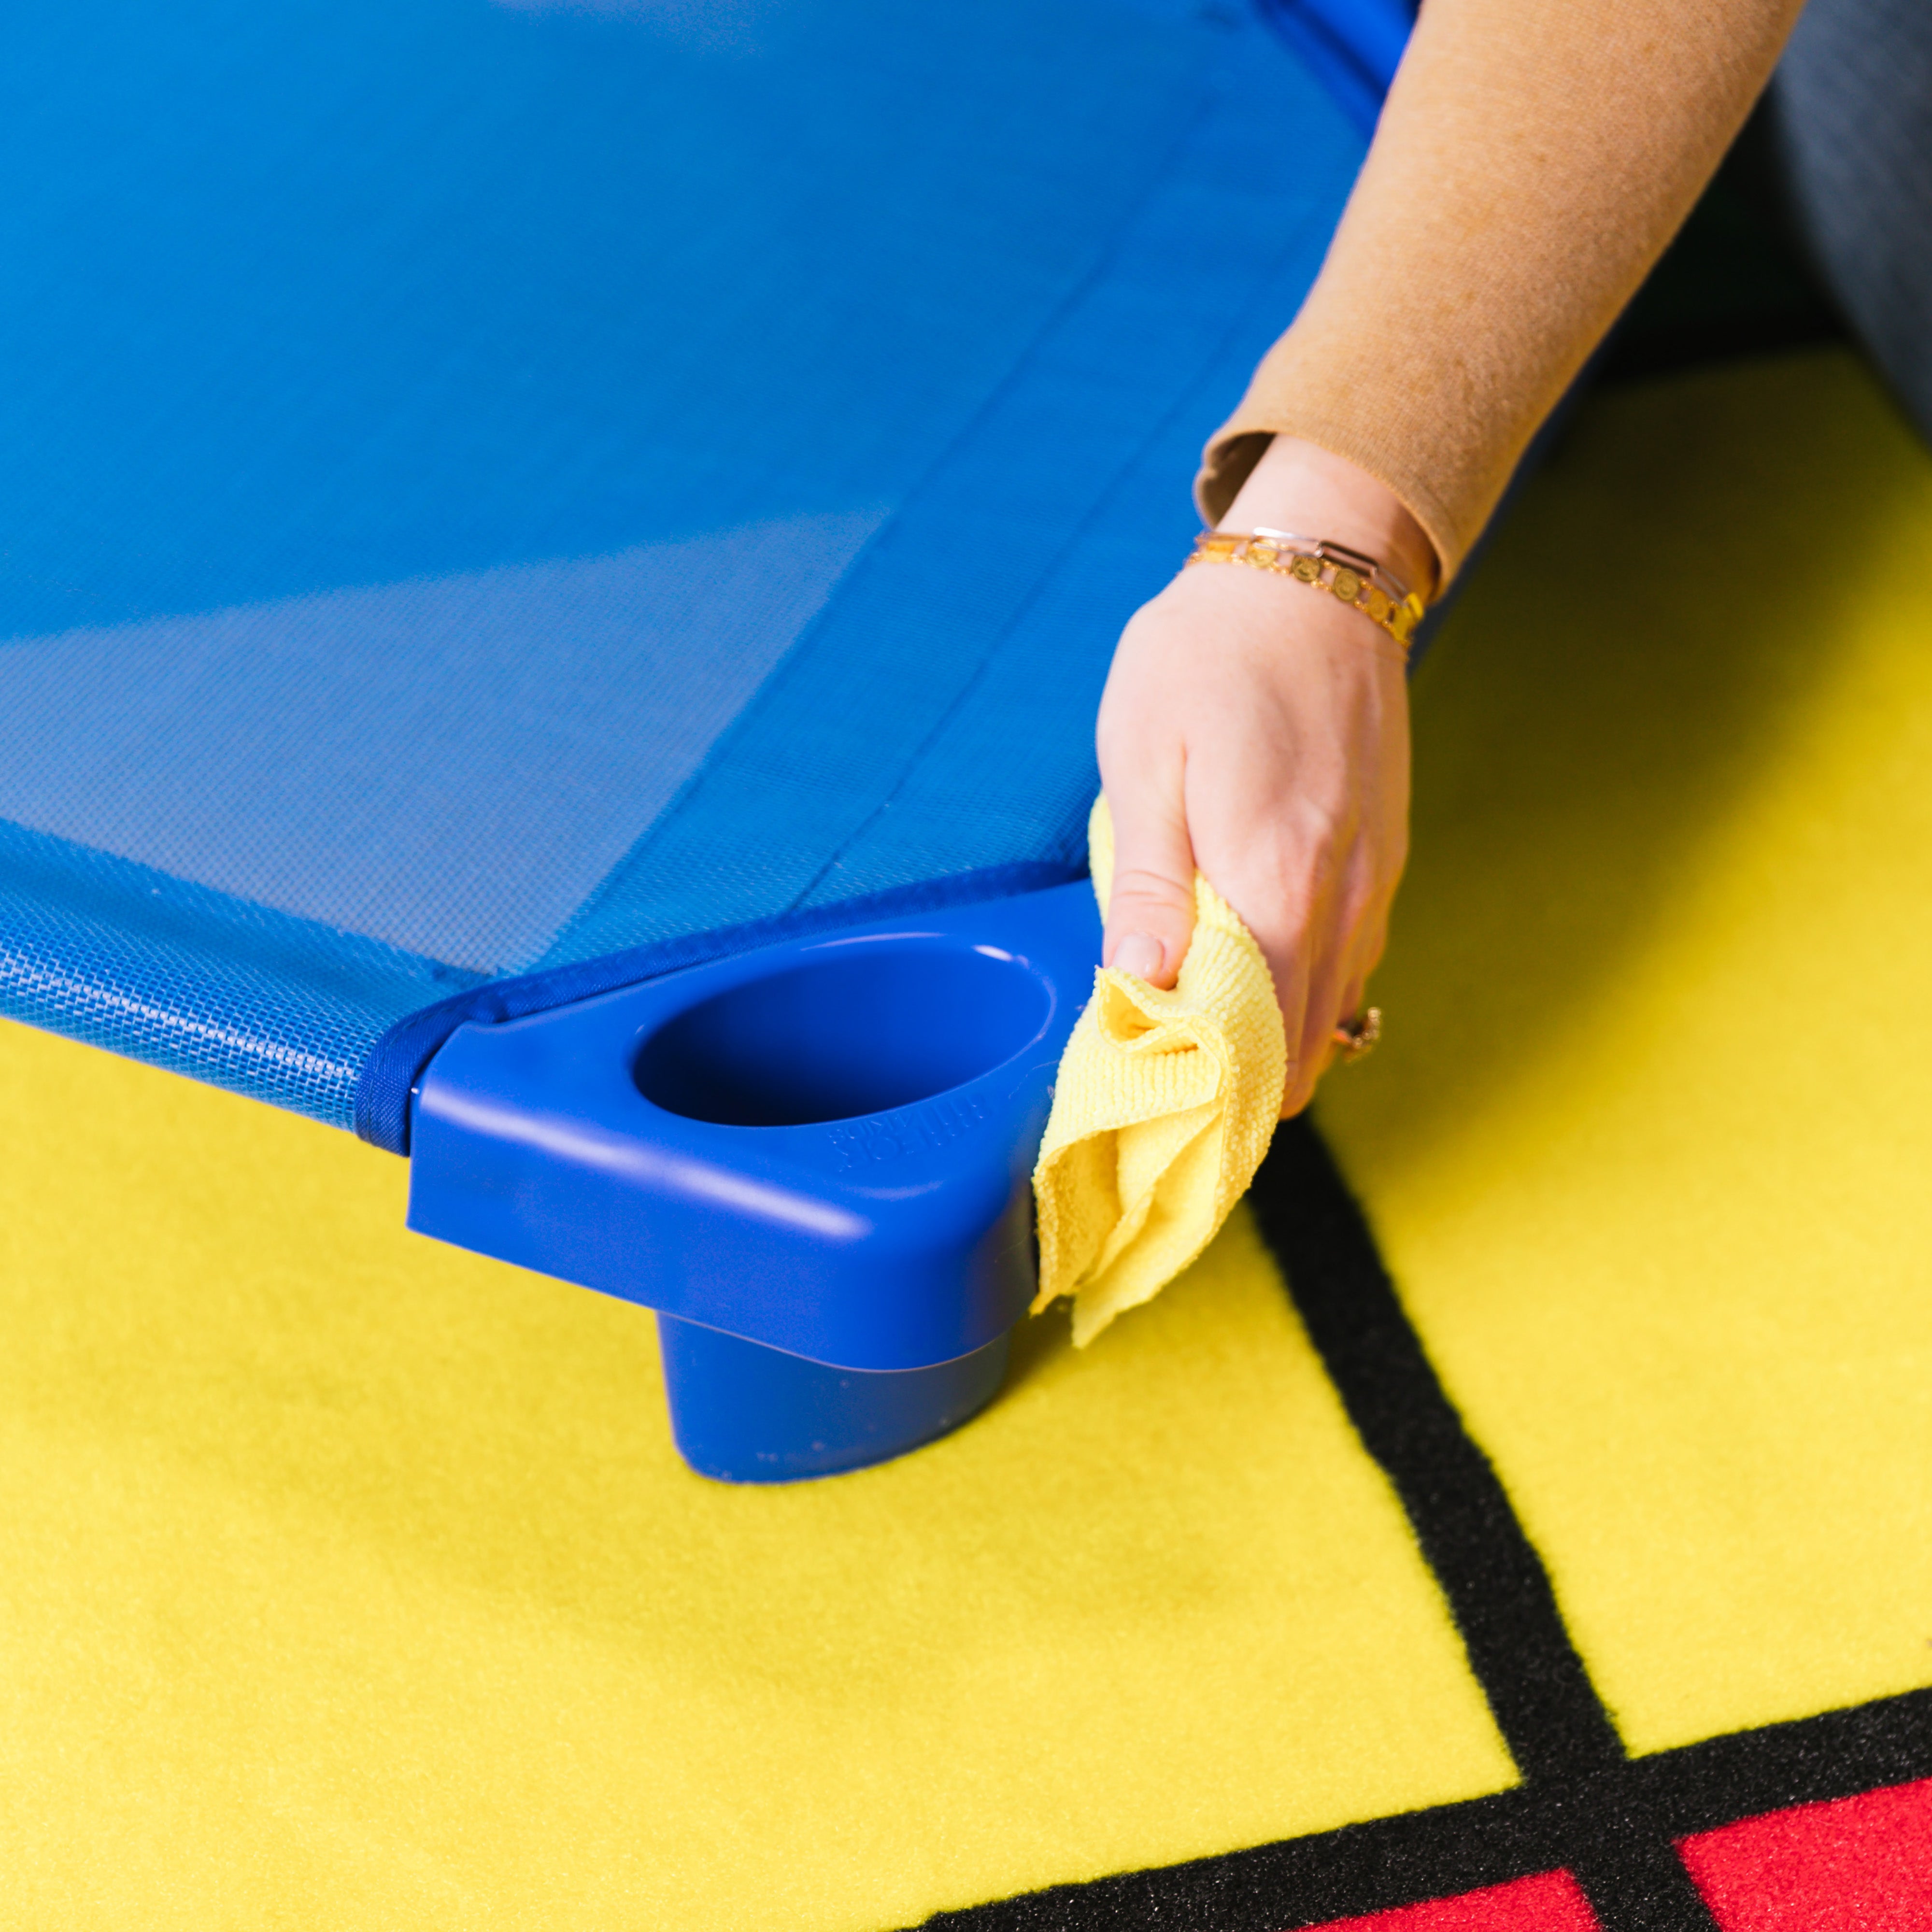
[0,0,1407,1476]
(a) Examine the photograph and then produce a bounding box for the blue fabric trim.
[1255,0,1417,136]
[353,858,1086,1154]
[0,820,476,1127]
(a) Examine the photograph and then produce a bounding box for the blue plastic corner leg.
[406,881,1100,1481]
[656,1316,1013,1482]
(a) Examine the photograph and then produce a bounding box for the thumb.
[1101,781,1197,991]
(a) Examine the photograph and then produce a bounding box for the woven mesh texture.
[0,0,1368,1132]
[0,823,473,1129]
[0,515,882,977]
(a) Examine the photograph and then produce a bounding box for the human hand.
[1094,436,1435,1117]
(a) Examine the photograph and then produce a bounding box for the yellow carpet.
[1320,346,1932,1755]
[0,1019,1505,1928]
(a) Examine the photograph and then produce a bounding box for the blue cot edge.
[1254,0,1414,137]
[353,856,1089,1154]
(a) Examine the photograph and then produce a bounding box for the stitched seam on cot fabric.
[525,82,1222,970]
[530,20,1364,973]
[0,818,478,1129]
[785,171,1367,916]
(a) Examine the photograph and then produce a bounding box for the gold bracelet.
[1184,527,1426,652]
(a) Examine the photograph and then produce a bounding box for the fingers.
[1101,773,1197,989]
[1280,908,1388,1118]
[1297,969,1364,1117]
[1268,918,1314,1117]
[1278,876,1389,1115]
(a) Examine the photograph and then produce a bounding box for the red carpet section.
[1682,1780,1932,1931]
[1320,1872,1600,1930]
[1307,1780,1932,1931]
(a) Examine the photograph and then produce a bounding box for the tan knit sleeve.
[1198,0,1805,584]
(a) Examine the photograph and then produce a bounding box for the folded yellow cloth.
[1031,796,1287,1345]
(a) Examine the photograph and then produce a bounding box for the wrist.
[1222,435,1437,604]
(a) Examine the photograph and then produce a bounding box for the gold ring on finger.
[1332,1007,1381,1064]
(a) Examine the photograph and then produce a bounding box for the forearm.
[1199,0,1805,584]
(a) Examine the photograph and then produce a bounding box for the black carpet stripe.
[921,1788,1550,1931]
[1250,1119,1624,1785]
[914,1124,1932,1931]
[1642,1688,1932,1835]
[1251,1118,1716,1931]
[917,1690,1932,1931]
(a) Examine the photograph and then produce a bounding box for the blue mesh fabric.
[0,0,1378,1139]
[0,513,883,975]
[0,823,476,1126]
[536,20,1365,963]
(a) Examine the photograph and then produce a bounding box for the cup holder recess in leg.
[634,944,1051,1127]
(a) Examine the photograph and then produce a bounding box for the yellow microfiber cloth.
[1032,794,1287,1345]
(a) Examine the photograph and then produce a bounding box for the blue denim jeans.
[1770,0,1932,447]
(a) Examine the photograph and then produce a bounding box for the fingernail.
[1110,933,1164,981]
